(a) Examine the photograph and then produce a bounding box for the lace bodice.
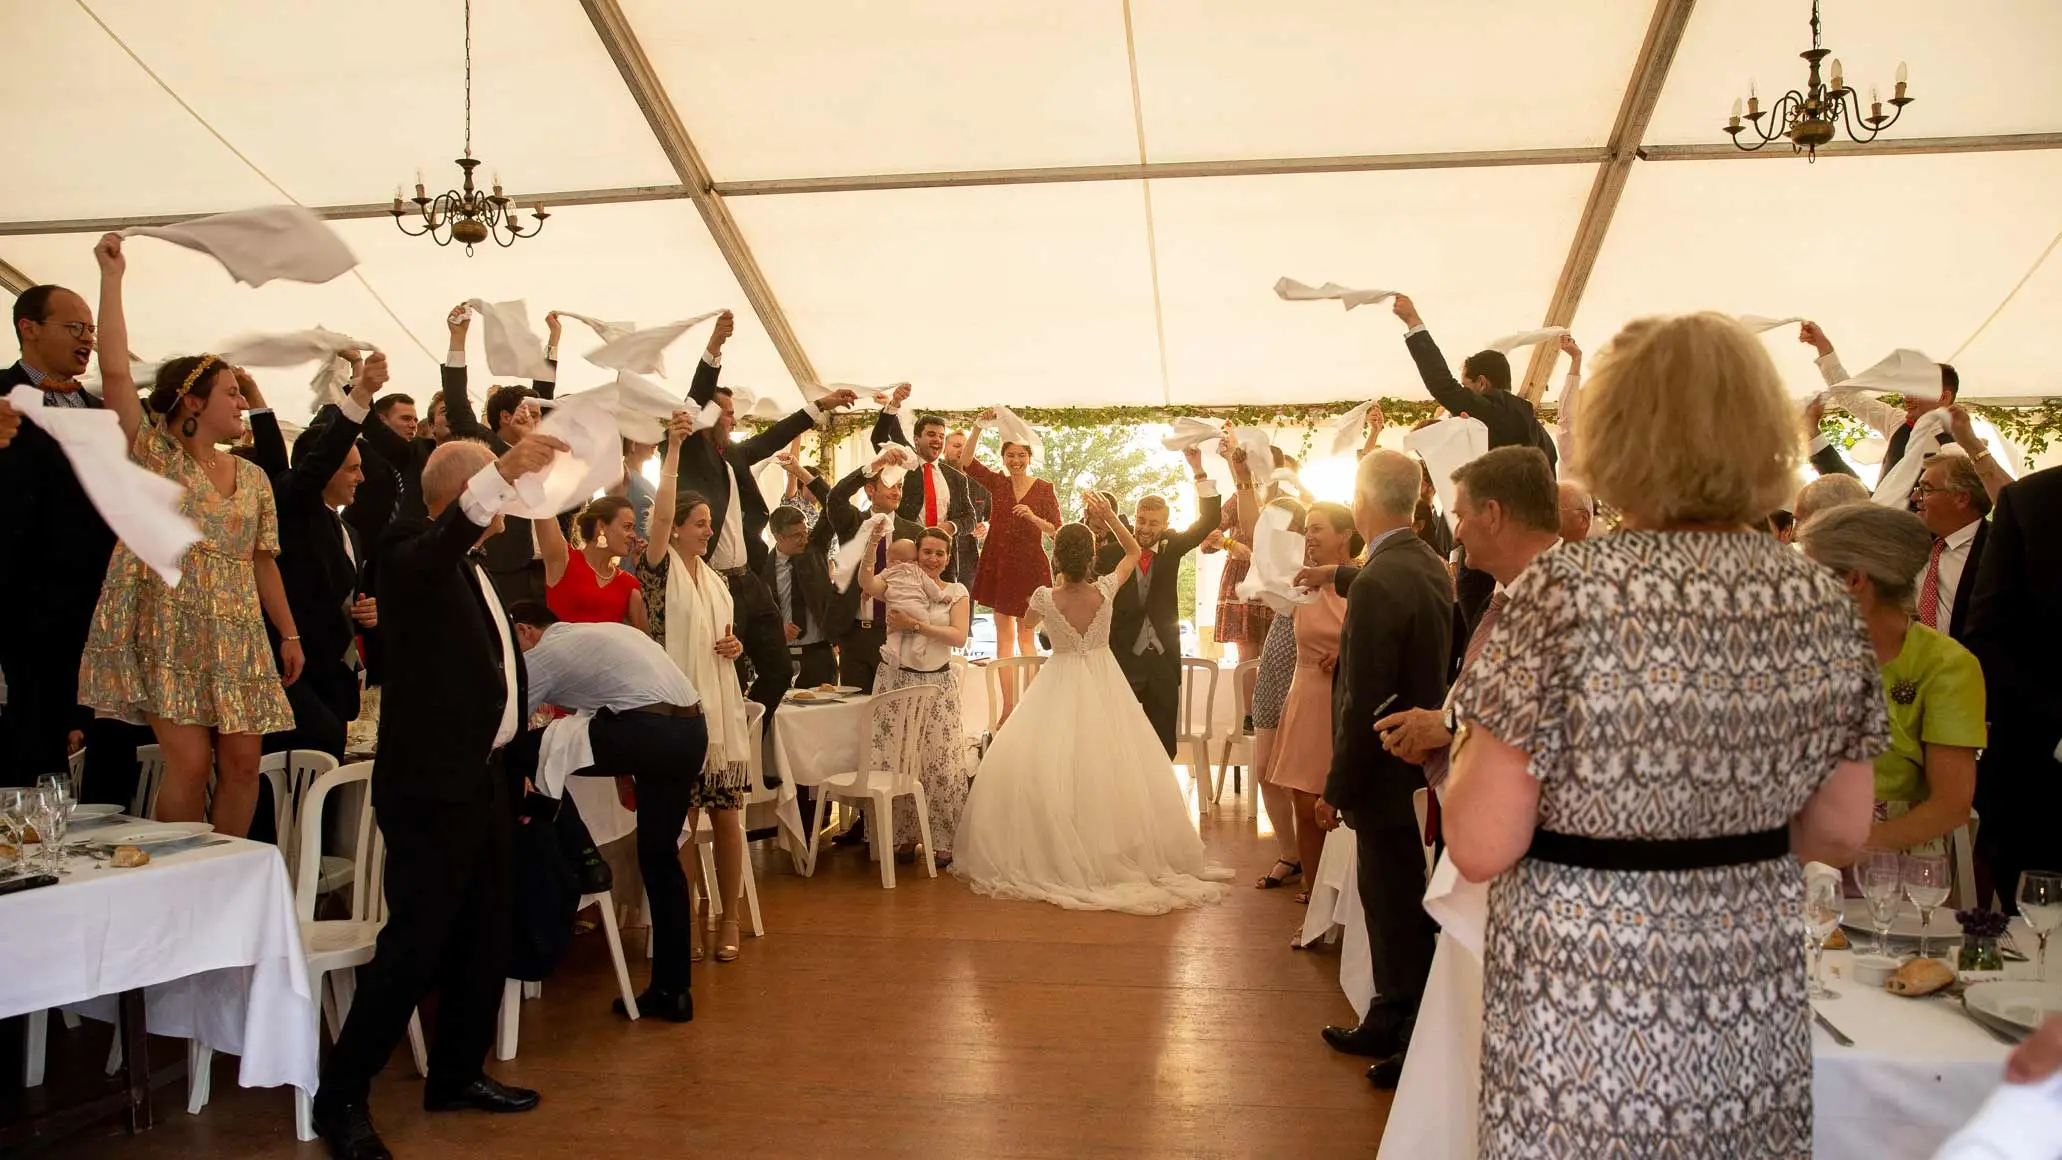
[1029,575,1121,655]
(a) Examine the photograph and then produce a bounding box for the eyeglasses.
[44,321,98,341]
[1908,484,1941,497]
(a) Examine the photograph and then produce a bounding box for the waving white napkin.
[464,299,552,379]
[1161,417,1222,453]
[1320,400,1378,457]
[988,405,1042,455]
[1234,503,1318,615]
[220,328,377,409]
[1873,408,1954,509]
[1274,277,1398,311]
[584,311,725,375]
[1483,326,1569,355]
[558,313,660,377]
[871,443,922,489]
[832,512,892,592]
[1404,417,1490,521]
[1229,425,1273,474]
[122,206,356,287]
[1737,314,1805,334]
[1834,348,1946,396]
[5,387,202,584]
[503,391,625,518]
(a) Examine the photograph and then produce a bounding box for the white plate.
[1965,981,2062,1035]
[1839,898,1963,941]
[71,803,122,821]
[96,821,214,846]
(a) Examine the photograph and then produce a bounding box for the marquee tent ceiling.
[4,0,2060,424]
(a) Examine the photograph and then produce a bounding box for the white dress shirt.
[709,469,747,571]
[1922,517,1982,631]
[917,454,956,527]
[522,621,700,717]
[459,463,525,748]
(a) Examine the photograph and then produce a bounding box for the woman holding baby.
[857,524,973,867]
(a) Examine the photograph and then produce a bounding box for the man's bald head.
[423,439,496,515]
[1557,480,1594,543]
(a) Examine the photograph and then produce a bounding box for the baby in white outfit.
[869,539,952,668]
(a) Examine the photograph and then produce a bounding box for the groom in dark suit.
[1096,445,1220,757]
[1314,448,1455,1090]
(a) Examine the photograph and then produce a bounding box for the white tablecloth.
[0,838,319,1095]
[1298,824,1374,1018]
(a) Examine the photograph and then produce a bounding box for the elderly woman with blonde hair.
[1440,312,1888,1158]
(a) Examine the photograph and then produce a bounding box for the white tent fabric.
[4,1,2060,427]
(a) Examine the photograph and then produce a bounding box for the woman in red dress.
[538,496,648,629]
[954,409,1065,718]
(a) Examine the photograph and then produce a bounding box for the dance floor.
[31,776,1389,1158]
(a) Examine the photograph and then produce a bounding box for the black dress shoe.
[615,986,693,1023]
[574,850,613,895]
[422,1076,540,1114]
[831,823,868,848]
[312,1099,392,1160]
[1321,1014,1413,1059]
[1367,1053,1407,1090]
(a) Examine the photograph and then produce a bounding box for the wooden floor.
[34,773,1391,1159]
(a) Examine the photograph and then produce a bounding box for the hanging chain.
[1809,0,1821,51]
[461,0,472,158]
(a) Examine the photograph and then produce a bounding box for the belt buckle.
[859,619,875,629]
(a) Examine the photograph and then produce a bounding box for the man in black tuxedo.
[313,434,566,1160]
[1390,294,1556,631]
[344,391,426,542]
[1313,449,1455,1090]
[943,427,988,584]
[1095,445,1219,757]
[763,497,838,689]
[677,312,858,738]
[438,305,562,606]
[1964,464,2062,911]
[871,400,977,582]
[824,451,928,692]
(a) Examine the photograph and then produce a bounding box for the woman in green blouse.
[1801,503,1984,855]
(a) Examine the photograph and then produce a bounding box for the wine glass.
[1902,853,1952,960]
[1859,852,1904,958]
[26,790,68,875]
[1805,873,1843,999]
[2017,871,2062,983]
[0,789,26,868]
[35,774,74,857]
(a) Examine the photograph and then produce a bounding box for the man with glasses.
[0,237,143,783]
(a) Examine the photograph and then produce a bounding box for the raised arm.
[1800,321,1904,438]
[805,471,838,552]
[1946,406,2014,502]
[1090,491,1141,591]
[93,234,144,448]
[732,389,853,467]
[685,311,733,407]
[1392,295,1475,419]
[242,370,291,480]
[953,413,987,471]
[1161,446,1224,557]
[644,412,693,569]
[1554,334,1582,463]
[535,504,570,587]
[855,520,891,599]
[439,304,492,441]
[531,311,560,400]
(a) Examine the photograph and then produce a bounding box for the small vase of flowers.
[1955,909,2009,981]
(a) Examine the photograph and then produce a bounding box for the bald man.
[314,433,565,1160]
[1557,480,1594,543]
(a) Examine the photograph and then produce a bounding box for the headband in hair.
[174,354,220,408]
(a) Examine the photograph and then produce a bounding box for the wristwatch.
[1441,703,1458,734]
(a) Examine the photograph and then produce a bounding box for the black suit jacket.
[1097,489,1224,671]
[760,476,838,638]
[440,361,556,583]
[673,358,823,575]
[0,362,117,614]
[869,413,978,555]
[369,499,528,810]
[350,414,435,544]
[1324,531,1456,827]
[264,407,368,705]
[823,464,927,638]
[1964,467,2062,813]
[1946,518,1989,644]
[1405,330,1558,474]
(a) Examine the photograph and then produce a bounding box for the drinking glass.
[2017,871,2062,983]
[0,789,26,867]
[1805,873,1843,999]
[26,790,67,875]
[1859,851,1904,957]
[1902,853,1952,959]
[35,774,74,855]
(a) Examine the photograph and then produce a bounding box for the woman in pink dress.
[1264,501,1362,904]
[954,409,1064,718]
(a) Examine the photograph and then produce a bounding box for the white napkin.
[1737,314,1805,334]
[1320,400,1377,457]
[560,313,659,377]
[464,299,552,380]
[874,444,922,472]
[1229,425,1273,473]
[593,371,680,444]
[1161,417,1222,452]
[1274,277,1398,311]
[1379,853,1489,1160]
[533,712,595,800]
[503,391,626,518]
[584,310,725,375]
[832,512,892,592]
[1403,417,1490,521]
[1832,348,1946,396]
[1931,1073,2062,1160]
[1873,407,1954,509]
[122,206,356,287]
[988,405,1042,456]
[1483,326,1569,355]
[1235,503,1318,615]
[4,387,202,585]
[220,328,377,410]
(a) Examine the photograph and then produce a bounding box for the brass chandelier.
[391,0,548,253]
[1723,0,1915,161]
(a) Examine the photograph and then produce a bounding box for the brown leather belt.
[627,702,703,719]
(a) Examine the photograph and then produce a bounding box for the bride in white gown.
[953,494,1232,915]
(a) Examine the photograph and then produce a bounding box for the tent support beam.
[574,0,819,387]
[1639,133,2062,161]
[0,256,34,295]
[1520,0,1698,404]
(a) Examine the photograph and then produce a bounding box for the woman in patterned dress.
[1442,313,1887,1159]
[867,527,972,866]
[952,410,1064,720]
[1250,499,1306,890]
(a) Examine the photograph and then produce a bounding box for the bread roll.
[1885,956,1954,996]
[110,845,150,869]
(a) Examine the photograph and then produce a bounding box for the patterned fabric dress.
[959,459,1061,618]
[79,421,294,735]
[1453,532,1888,1160]
[1208,504,1274,646]
[872,580,972,851]
[1248,611,1299,731]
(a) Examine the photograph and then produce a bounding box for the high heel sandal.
[1257,860,1301,889]
[715,919,741,963]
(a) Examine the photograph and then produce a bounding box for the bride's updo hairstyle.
[1051,522,1095,582]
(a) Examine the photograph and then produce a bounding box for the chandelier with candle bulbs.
[1722,0,1915,161]
[391,0,548,253]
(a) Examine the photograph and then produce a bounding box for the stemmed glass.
[36,774,75,865]
[0,789,28,871]
[1859,852,1904,957]
[1805,873,1843,999]
[2017,871,2062,983]
[25,790,68,875]
[1902,853,1952,960]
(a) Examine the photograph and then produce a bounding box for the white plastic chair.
[130,743,168,818]
[258,750,342,894]
[66,746,86,789]
[806,684,942,887]
[1177,658,1221,799]
[982,656,1044,733]
[1950,818,1979,909]
[1214,659,1262,803]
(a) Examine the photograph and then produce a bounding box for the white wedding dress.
[952,575,1232,915]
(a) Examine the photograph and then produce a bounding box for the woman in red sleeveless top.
[538,496,647,628]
